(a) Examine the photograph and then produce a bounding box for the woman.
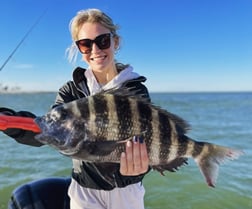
[1,8,150,209]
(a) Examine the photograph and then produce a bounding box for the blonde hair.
[66,8,127,70]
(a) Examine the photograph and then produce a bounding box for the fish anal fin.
[152,158,188,175]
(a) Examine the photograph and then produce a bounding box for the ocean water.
[0,92,251,209]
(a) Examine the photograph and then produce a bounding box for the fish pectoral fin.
[82,140,125,156]
[152,158,188,175]
[79,136,134,156]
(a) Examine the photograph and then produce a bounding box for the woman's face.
[77,22,118,74]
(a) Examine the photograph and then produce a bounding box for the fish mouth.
[34,116,49,133]
[34,116,68,147]
[34,116,83,155]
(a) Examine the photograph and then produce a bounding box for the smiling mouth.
[90,55,107,61]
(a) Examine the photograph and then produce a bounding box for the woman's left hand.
[120,136,149,176]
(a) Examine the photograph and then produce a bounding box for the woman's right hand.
[120,136,149,176]
[0,107,16,116]
[0,107,43,146]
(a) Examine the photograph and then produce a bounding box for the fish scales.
[136,99,155,160]
[86,93,142,155]
[92,94,110,141]
[74,94,90,119]
[177,135,193,157]
[86,96,98,138]
[166,119,179,162]
[129,98,142,136]
[105,94,120,140]
[34,89,244,187]
[158,111,176,163]
[136,100,186,165]
[106,94,176,165]
[86,94,118,141]
[146,106,162,165]
[113,93,134,139]
[192,141,205,158]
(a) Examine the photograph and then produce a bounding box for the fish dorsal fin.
[94,87,190,134]
[96,87,149,102]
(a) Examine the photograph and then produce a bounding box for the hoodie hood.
[85,66,140,95]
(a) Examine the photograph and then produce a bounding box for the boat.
[8,177,71,209]
[0,116,70,208]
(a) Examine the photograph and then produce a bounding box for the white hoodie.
[69,65,146,209]
[84,66,140,95]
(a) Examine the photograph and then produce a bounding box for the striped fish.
[34,89,243,187]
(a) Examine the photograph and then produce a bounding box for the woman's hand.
[120,136,149,176]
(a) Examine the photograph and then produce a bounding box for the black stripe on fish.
[93,94,109,119]
[158,111,172,163]
[176,135,190,157]
[192,141,204,158]
[76,97,90,120]
[137,100,153,152]
[93,94,109,140]
[113,95,133,139]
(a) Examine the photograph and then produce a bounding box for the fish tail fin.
[194,142,244,187]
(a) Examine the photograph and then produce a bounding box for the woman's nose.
[91,42,101,53]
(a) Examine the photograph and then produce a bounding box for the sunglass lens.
[77,39,92,54]
[76,33,111,54]
[95,34,111,50]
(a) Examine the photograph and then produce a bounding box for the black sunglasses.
[75,33,111,54]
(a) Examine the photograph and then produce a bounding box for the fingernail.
[127,140,132,147]
[139,136,144,144]
[121,152,126,158]
[133,136,138,143]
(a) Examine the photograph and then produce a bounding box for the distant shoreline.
[0,90,57,94]
[1,90,252,94]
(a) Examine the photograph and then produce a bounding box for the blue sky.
[0,0,251,92]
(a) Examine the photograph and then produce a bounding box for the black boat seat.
[8,177,71,209]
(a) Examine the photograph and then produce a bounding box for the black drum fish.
[34,89,243,187]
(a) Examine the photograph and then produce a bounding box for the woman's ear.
[113,36,120,50]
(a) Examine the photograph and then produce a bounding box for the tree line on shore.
[0,83,21,92]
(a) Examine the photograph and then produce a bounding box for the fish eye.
[60,109,68,121]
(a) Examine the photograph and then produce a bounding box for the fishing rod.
[0,10,47,71]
